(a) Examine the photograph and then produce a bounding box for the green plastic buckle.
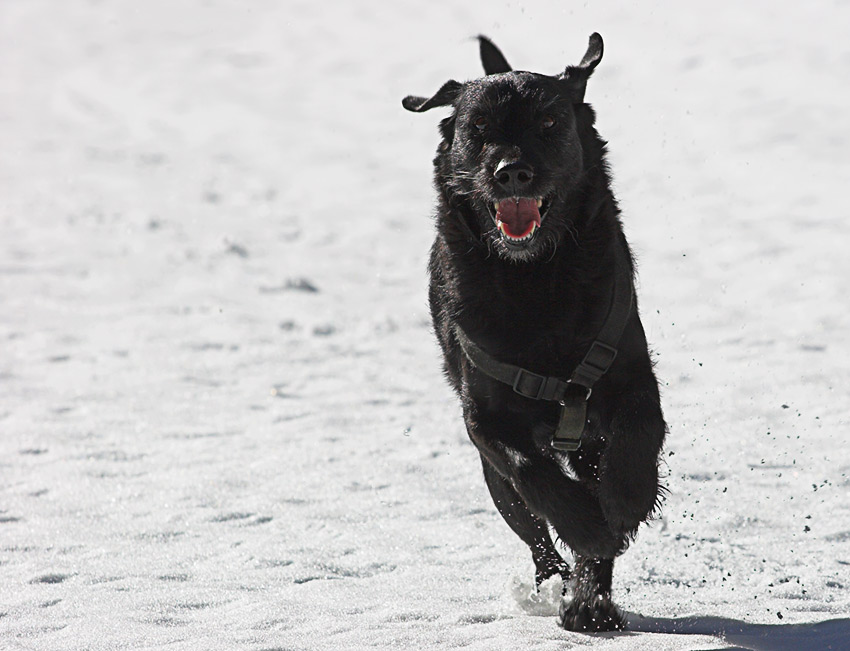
[551,385,590,452]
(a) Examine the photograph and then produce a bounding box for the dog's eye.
[541,115,556,129]
[473,116,488,131]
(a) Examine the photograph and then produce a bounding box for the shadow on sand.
[624,612,850,651]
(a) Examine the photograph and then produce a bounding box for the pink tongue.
[496,198,541,237]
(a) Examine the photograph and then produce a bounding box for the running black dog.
[403,34,667,631]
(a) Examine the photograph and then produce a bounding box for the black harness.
[454,245,634,451]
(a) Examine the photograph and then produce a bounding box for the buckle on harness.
[581,342,618,377]
[551,382,591,452]
[511,368,550,400]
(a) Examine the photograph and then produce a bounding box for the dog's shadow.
[623,611,850,651]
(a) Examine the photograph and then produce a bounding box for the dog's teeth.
[498,221,540,243]
[536,199,543,208]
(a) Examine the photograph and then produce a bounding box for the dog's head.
[403,34,605,262]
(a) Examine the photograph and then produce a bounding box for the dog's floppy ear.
[478,35,512,74]
[402,80,462,113]
[559,32,604,103]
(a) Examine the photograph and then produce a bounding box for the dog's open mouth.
[491,197,550,246]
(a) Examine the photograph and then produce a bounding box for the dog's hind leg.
[558,555,625,632]
[480,455,570,588]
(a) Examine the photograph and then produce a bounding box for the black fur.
[403,34,667,632]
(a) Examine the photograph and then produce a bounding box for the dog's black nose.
[494,160,534,193]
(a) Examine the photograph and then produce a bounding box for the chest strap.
[454,244,633,451]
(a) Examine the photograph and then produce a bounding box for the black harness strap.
[455,329,571,402]
[454,243,634,452]
[455,207,487,249]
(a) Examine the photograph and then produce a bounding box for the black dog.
[403,34,667,632]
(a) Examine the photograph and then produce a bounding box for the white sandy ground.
[1,1,849,649]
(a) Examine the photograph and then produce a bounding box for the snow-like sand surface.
[2,1,849,649]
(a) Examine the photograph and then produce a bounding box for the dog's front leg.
[479,455,571,588]
[597,389,667,538]
[464,406,624,560]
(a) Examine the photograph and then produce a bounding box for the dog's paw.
[535,557,571,589]
[558,594,625,632]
